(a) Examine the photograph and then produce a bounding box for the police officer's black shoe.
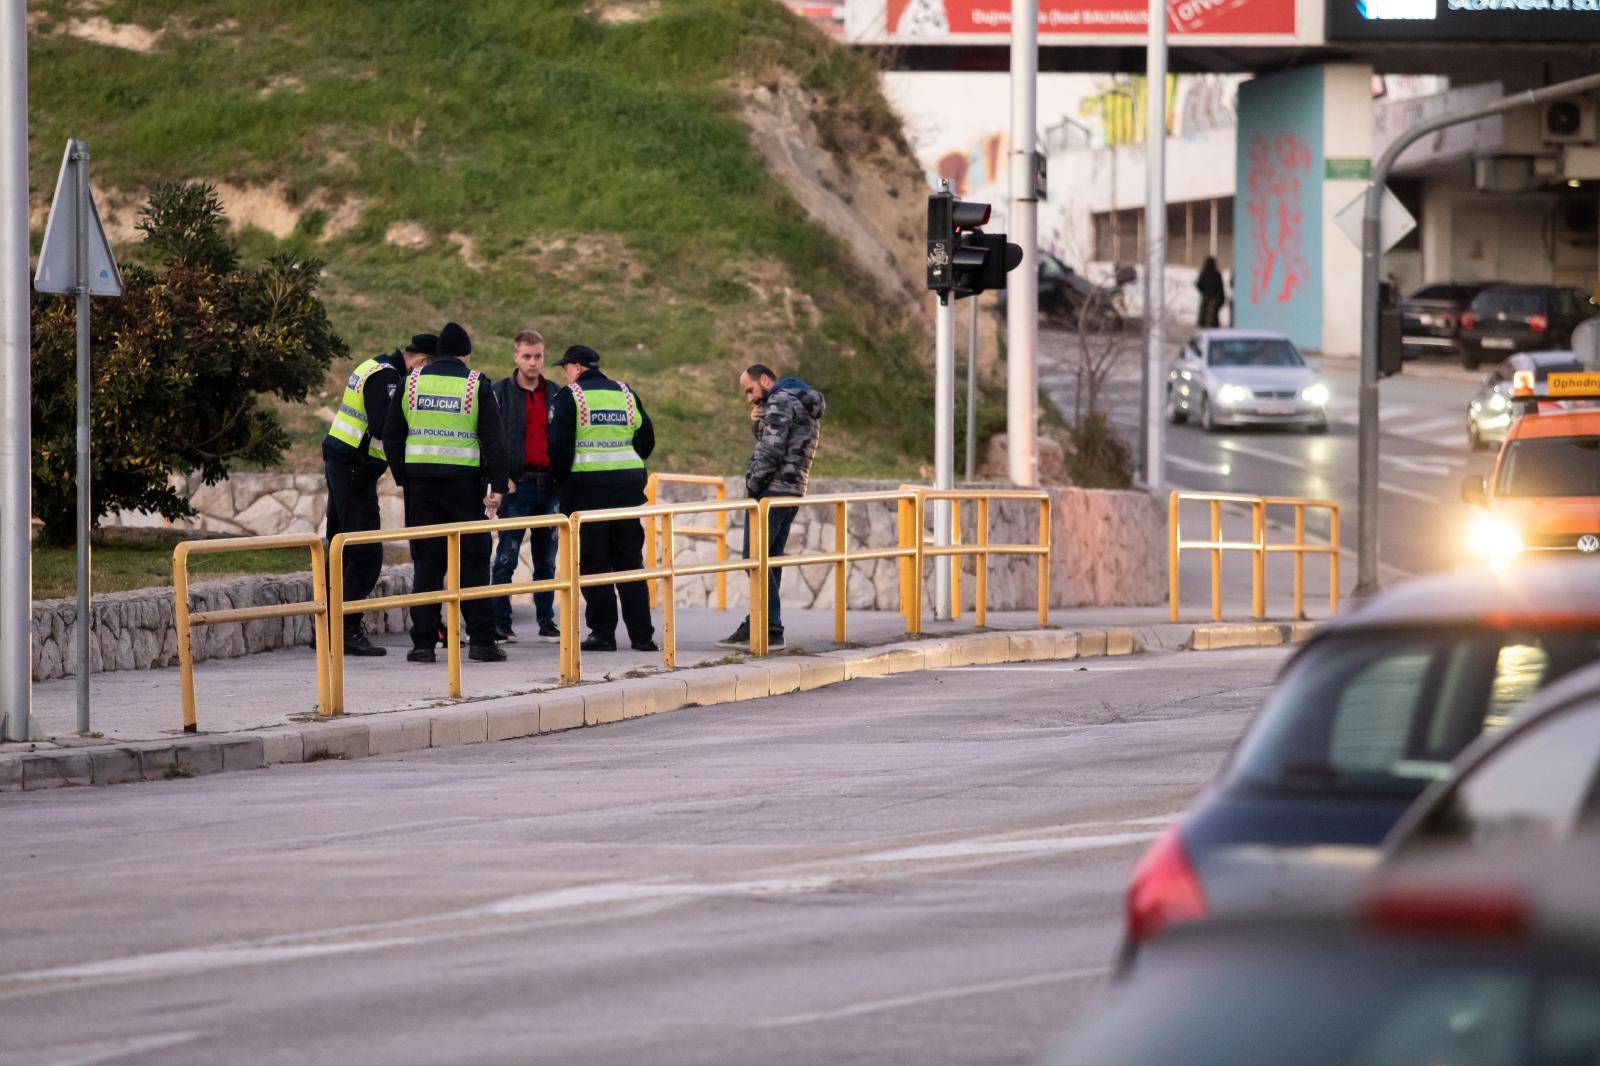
[407,647,436,664]
[468,642,507,663]
[580,634,617,652]
[631,639,659,653]
[495,625,517,644]
[538,622,560,641]
[344,631,387,657]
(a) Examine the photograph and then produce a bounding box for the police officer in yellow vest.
[382,322,512,664]
[322,336,429,656]
[548,345,657,652]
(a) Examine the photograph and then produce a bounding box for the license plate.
[1482,338,1515,349]
[1256,404,1294,416]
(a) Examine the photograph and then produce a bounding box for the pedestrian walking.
[548,345,657,653]
[382,322,511,665]
[717,364,826,652]
[489,328,563,643]
[322,336,430,656]
[1196,256,1225,328]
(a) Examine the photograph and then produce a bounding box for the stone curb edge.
[0,621,1316,792]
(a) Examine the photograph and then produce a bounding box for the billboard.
[849,0,1300,41]
[1327,0,1600,40]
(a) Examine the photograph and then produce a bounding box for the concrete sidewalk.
[20,601,1326,745]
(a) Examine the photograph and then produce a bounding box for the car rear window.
[1472,290,1545,317]
[1496,436,1600,497]
[1208,339,1304,368]
[1226,630,1600,798]
[1410,285,1481,303]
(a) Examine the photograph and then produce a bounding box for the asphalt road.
[1039,330,1494,578]
[0,648,1288,1066]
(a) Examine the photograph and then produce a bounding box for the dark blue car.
[1124,562,1600,954]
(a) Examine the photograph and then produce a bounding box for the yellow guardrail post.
[714,487,728,612]
[662,511,677,670]
[1251,499,1266,621]
[1168,492,1182,623]
[753,498,771,656]
[329,535,346,711]
[445,530,462,699]
[1329,503,1341,616]
[1037,493,1051,627]
[644,473,659,609]
[910,490,925,636]
[173,533,330,733]
[1171,491,1340,623]
[833,499,847,644]
[975,496,989,628]
[1293,503,1306,620]
[565,514,582,682]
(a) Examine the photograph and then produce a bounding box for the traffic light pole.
[0,3,30,742]
[1006,0,1039,488]
[935,292,955,620]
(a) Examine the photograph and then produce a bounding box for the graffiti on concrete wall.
[1244,132,1311,305]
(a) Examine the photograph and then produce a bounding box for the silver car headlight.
[1217,384,1251,405]
[1487,392,1509,411]
[1301,383,1329,407]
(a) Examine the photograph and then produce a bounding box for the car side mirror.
[1461,475,1488,506]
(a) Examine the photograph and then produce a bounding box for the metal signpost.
[1354,71,1600,597]
[1143,0,1167,493]
[1,4,31,742]
[34,139,123,735]
[933,183,957,619]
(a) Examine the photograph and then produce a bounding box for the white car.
[1166,330,1329,433]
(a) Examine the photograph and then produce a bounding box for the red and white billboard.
[851,0,1302,41]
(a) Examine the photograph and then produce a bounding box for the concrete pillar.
[1233,63,1374,356]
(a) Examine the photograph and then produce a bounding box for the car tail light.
[1125,826,1208,944]
[1362,887,1528,940]
[1529,314,1549,333]
[1462,311,1478,330]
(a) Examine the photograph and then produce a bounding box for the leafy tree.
[30,183,345,546]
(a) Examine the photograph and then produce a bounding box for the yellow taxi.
[1462,369,1600,569]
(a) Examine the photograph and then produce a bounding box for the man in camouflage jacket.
[717,364,826,650]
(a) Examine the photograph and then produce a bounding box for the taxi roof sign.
[1545,371,1600,397]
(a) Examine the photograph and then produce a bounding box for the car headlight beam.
[1217,384,1251,405]
[1301,383,1330,407]
[1467,512,1524,570]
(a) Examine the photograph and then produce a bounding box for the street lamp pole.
[1142,0,1167,493]
[1007,0,1039,487]
[0,1,31,742]
[1354,70,1600,597]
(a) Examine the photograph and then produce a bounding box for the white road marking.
[857,831,1156,864]
[1385,455,1462,477]
[1217,439,1309,470]
[752,966,1110,1029]
[0,822,1160,993]
[1166,455,1231,475]
[1,1032,208,1066]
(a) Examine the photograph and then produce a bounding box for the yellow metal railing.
[570,499,761,678]
[173,483,1061,725]
[911,487,1053,631]
[1168,491,1339,622]
[645,473,729,612]
[328,513,573,712]
[752,491,922,655]
[173,533,331,733]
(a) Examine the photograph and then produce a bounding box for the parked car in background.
[1121,563,1600,957]
[1400,281,1492,361]
[1057,838,1600,1066]
[1465,350,1585,450]
[1001,253,1132,332]
[1458,284,1596,369]
[1383,658,1600,862]
[1164,330,1328,433]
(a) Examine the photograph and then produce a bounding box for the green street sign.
[1325,158,1372,181]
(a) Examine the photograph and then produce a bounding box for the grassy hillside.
[25,0,940,479]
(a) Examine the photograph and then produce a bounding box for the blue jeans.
[741,501,798,634]
[491,475,559,629]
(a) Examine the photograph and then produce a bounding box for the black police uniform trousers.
[567,484,654,645]
[405,478,496,648]
[324,455,383,637]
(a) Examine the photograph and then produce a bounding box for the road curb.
[0,621,1316,792]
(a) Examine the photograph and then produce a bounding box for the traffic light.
[926,190,1022,298]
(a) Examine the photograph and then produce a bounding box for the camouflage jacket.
[745,377,826,498]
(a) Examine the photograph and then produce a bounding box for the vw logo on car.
[1579,534,1600,554]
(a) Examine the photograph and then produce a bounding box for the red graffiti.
[1245,133,1311,305]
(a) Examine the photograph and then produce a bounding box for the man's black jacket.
[491,372,562,476]
[381,356,510,494]
[548,368,655,512]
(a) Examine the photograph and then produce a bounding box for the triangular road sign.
[1334,186,1417,256]
[34,140,123,297]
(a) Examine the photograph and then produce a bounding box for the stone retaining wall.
[31,566,413,681]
